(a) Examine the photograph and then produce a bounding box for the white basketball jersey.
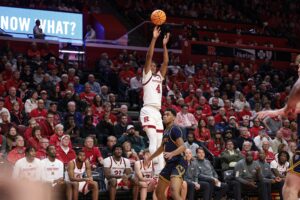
[104,156,129,176]
[142,69,164,109]
[73,160,86,179]
[139,160,154,178]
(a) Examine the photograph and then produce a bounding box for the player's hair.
[76,149,85,156]
[277,150,290,161]
[112,144,123,152]
[46,144,55,154]
[25,146,36,155]
[165,108,177,117]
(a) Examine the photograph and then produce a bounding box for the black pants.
[272,181,284,200]
[238,180,271,200]
[186,181,210,200]
[201,179,228,200]
[227,180,242,200]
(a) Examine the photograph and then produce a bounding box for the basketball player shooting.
[257,55,300,200]
[140,26,170,174]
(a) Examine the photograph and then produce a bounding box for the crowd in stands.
[0,33,298,199]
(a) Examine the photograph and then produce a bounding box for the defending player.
[140,26,170,173]
[257,55,300,200]
[145,108,187,200]
[103,144,132,200]
[134,149,157,200]
[67,150,99,200]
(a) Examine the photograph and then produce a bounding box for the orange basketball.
[151,10,166,26]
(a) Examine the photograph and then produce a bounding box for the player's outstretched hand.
[256,108,284,120]
[163,33,170,46]
[153,26,161,39]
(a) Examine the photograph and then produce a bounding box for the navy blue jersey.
[162,125,183,163]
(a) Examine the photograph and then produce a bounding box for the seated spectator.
[36,138,49,160]
[101,136,117,158]
[82,136,104,169]
[113,114,129,139]
[184,148,210,200]
[220,140,244,171]
[91,95,104,119]
[40,90,52,109]
[64,101,83,127]
[24,90,38,114]
[175,104,198,135]
[234,151,272,200]
[249,118,262,138]
[4,87,23,111]
[86,74,101,95]
[48,102,62,125]
[10,101,25,126]
[198,96,212,116]
[288,141,297,163]
[56,135,76,166]
[270,151,289,181]
[207,130,225,157]
[80,115,97,140]
[134,149,158,200]
[79,83,96,105]
[30,99,47,123]
[39,112,55,139]
[74,76,84,94]
[129,70,142,108]
[241,141,259,160]
[27,42,41,59]
[214,107,228,124]
[194,119,211,143]
[64,114,81,145]
[195,147,228,200]
[50,124,72,148]
[122,141,139,166]
[6,126,18,151]
[7,135,25,165]
[193,106,207,122]
[184,132,199,157]
[100,102,117,125]
[236,127,258,151]
[0,97,10,123]
[278,119,293,142]
[12,147,41,181]
[210,97,221,115]
[96,113,115,145]
[207,116,217,139]
[234,93,250,112]
[226,116,240,138]
[24,118,37,140]
[0,111,13,136]
[253,129,273,151]
[28,126,42,150]
[103,144,132,199]
[262,140,275,163]
[118,125,145,153]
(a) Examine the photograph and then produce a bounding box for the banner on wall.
[191,44,292,62]
[0,6,82,42]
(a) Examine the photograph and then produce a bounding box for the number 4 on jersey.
[156,84,161,93]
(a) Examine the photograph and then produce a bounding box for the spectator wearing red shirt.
[194,119,211,142]
[50,124,72,148]
[27,126,42,150]
[80,83,96,105]
[82,136,103,169]
[207,131,225,157]
[161,96,180,113]
[119,63,135,86]
[27,42,40,59]
[100,102,117,125]
[39,112,55,139]
[4,87,23,111]
[184,90,198,106]
[279,119,293,142]
[1,62,13,81]
[238,104,252,121]
[262,140,275,163]
[193,106,207,122]
[30,99,47,123]
[5,71,22,91]
[24,118,38,141]
[47,57,57,71]
[214,107,228,124]
[57,74,69,92]
[56,135,76,166]
[226,107,239,121]
[249,119,263,138]
[197,96,212,116]
[7,135,25,164]
[36,138,49,160]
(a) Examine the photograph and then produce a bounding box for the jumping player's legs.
[283,172,300,200]
[169,177,183,200]
[155,177,169,200]
[155,111,164,173]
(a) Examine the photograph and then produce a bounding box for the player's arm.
[160,33,170,78]
[68,161,85,182]
[85,160,93,180]
[144,26,161,74]
[134,161,144,181]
